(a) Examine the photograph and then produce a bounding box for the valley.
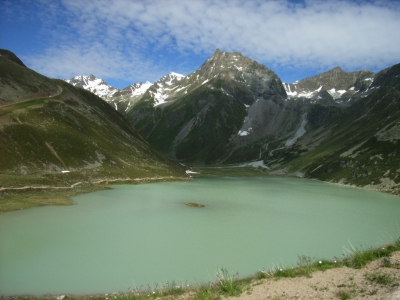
[1,48,400,299]
[66,49,400,197]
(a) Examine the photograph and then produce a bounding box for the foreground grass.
[5,238,400,300]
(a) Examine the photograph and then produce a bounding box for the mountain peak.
[209,49,244,62]
[0,49,27,67]
[332,66,344,72]
[156,72,185,86]
[65,74,118,100]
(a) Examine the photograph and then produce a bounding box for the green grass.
[365,273,395,286]
[336,290,352,300]
[214,268,242,296]
[0,183,110,213]
[342,241,400,269]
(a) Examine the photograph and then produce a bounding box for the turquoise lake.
[1,176,399,296]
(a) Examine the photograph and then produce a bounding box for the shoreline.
[1,171,399,214]
[2,242,399,299]
[0,176,191,213]
[0,176,191,192]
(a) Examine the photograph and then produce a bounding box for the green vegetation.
[342,241,400,269]
[214,268,243,296]
[0,57,189,213]
[0,183,111,213]
[336,290,352,300]
[365,273,395,286]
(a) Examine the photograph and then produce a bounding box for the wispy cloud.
[6,0,400,86]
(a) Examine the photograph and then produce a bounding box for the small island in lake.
[184,202,205,208]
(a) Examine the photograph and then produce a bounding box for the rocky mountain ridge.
[62,49,400,194]
[282,67,375,106]
[67,50,382,163]
[68,52,375,111]
[65,75,153,113]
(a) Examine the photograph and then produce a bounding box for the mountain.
[0,50,59,106]
[126,49,289,163]
[282,67,375,106]
[111,81,152,112]
[122,50,399,194]
[60,49,400,195]
[0,50,187,190]
[124,49,375,165]
[65,75,152,113]
[65,75,119,101]
[0,49,27,67]
[282,63,400,194]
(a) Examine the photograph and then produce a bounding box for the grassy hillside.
[0,54,188,211]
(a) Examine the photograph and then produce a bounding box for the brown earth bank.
[231,251,400,300]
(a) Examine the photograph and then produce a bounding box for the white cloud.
[17,0,400,85]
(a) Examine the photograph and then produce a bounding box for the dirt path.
[0,176,189,192]
[0,85,62,108]
[0,181,83,192]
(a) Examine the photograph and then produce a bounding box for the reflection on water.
[0,177,399,296]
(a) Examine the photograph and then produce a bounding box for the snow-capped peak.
[65,75,118,100]
[158,72,185,86]
[169,72,185,79]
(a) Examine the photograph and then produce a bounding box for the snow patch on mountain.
[238,127,252,136]
[151,72,186,106]
[327,88,347,99]
[129,82,152,96]
[164,72,185,85]
[283,83,323,99]
[236,160,269,169]
[285,113,307,146]
[152,90,169,106]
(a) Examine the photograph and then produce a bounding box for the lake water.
[1,176,399,296]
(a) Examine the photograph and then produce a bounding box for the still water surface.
[1,177,399,296]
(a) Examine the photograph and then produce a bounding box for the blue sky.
[1,0,400,89]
